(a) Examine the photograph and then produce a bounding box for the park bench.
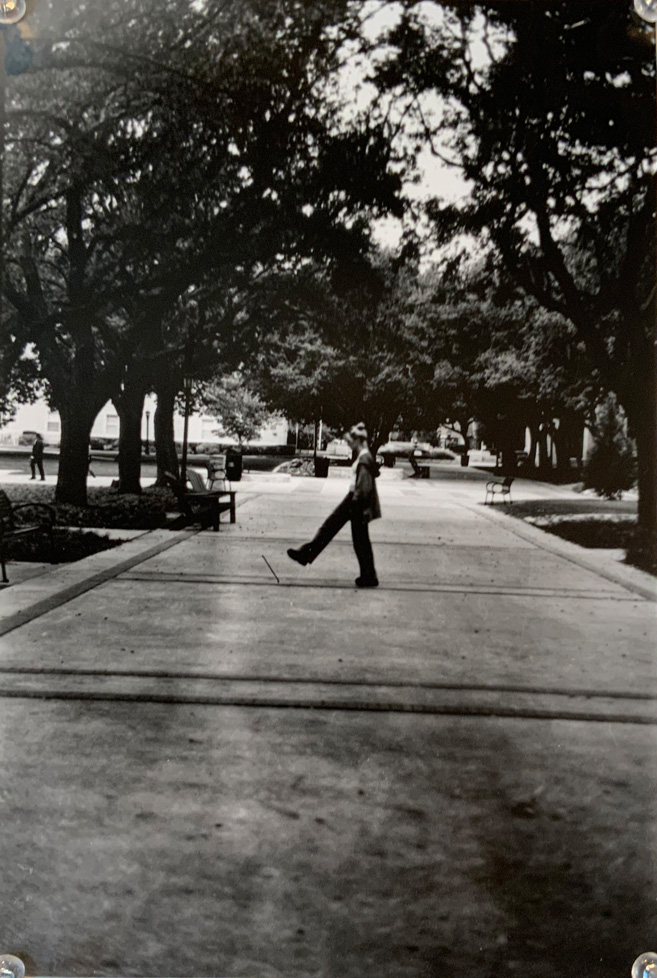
[408,452,430,479]
[485,475,514,505]
[0,488,56,583]
[164,471,236,531]
[205,455,228,490]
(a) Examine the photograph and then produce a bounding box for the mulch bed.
[503,498,655,575]
[1,483,174,530]
[3,527,125,564]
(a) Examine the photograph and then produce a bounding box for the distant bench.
[164,470,236,531]
[485,475,514,505]
[408,453,430,479]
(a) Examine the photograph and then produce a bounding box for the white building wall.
[0,396,288,448]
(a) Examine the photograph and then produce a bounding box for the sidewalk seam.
[0,529,198,638]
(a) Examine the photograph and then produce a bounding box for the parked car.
[89,437,119,451]
[18,430,40,446]
[326,438,352,459]
[376,441,457,466]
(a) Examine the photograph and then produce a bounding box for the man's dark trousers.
[300,494,353,563]
[300,492,377,581]
[351,515,377,582]
[30,458,45,480]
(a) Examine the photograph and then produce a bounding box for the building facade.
[0,395,288,449]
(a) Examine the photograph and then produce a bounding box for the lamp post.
[145,409,150,455]
[633,0,657,553]
[181,375,193,486]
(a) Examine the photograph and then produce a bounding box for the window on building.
[202,417,217,439]
[106,413,120,437]
[47,418,60,433]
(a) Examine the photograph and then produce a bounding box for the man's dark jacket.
[352,450,381,523]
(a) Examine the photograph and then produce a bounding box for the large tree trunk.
[527,425,538,469]
[551,422,568,477]
[536,425,551,475]
[55,403,99,506]
[154,378,179,485]
[458,418,470,452]
[113,386,146,495]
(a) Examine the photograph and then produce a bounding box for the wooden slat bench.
[0,489,56,583]
[164,471,236,531]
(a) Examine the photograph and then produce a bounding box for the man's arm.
[353,460,374,503]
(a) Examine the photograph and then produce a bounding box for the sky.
[337,1,477,249]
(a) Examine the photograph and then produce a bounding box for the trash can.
[225,453,243,482]
[460,452,470,467]
[314,456,330,478]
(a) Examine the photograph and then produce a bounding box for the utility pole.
[633,0,657,553]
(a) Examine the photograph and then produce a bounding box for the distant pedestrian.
[29,433,45,481]
[287,422,381,587]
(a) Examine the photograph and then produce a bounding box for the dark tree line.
[370,1,655,545]
[1,0,404,503]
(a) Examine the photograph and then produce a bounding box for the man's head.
[346,422,368,450]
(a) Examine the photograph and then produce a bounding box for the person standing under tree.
[287,422,381,587]
[29,433,45,481]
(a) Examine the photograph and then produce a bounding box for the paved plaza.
[0,468,656,978]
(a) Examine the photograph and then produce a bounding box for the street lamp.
[181,375,194,486]
[145,409,150,456]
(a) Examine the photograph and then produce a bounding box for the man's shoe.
[287,548,309,566]
[355,577,379,588]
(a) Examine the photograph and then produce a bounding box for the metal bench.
[0,488,56,583]
[485,475,514,505]
[164,471,236,531]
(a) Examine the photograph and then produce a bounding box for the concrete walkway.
[0,471,655,978]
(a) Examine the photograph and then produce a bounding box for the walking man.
[287,422,381,587]
[29,433,45,481]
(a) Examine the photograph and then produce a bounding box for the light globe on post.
[0,0,26,24]
[634,0,657,22]
[633,953,657,978]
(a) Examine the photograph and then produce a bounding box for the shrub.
[583,395,636,500]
